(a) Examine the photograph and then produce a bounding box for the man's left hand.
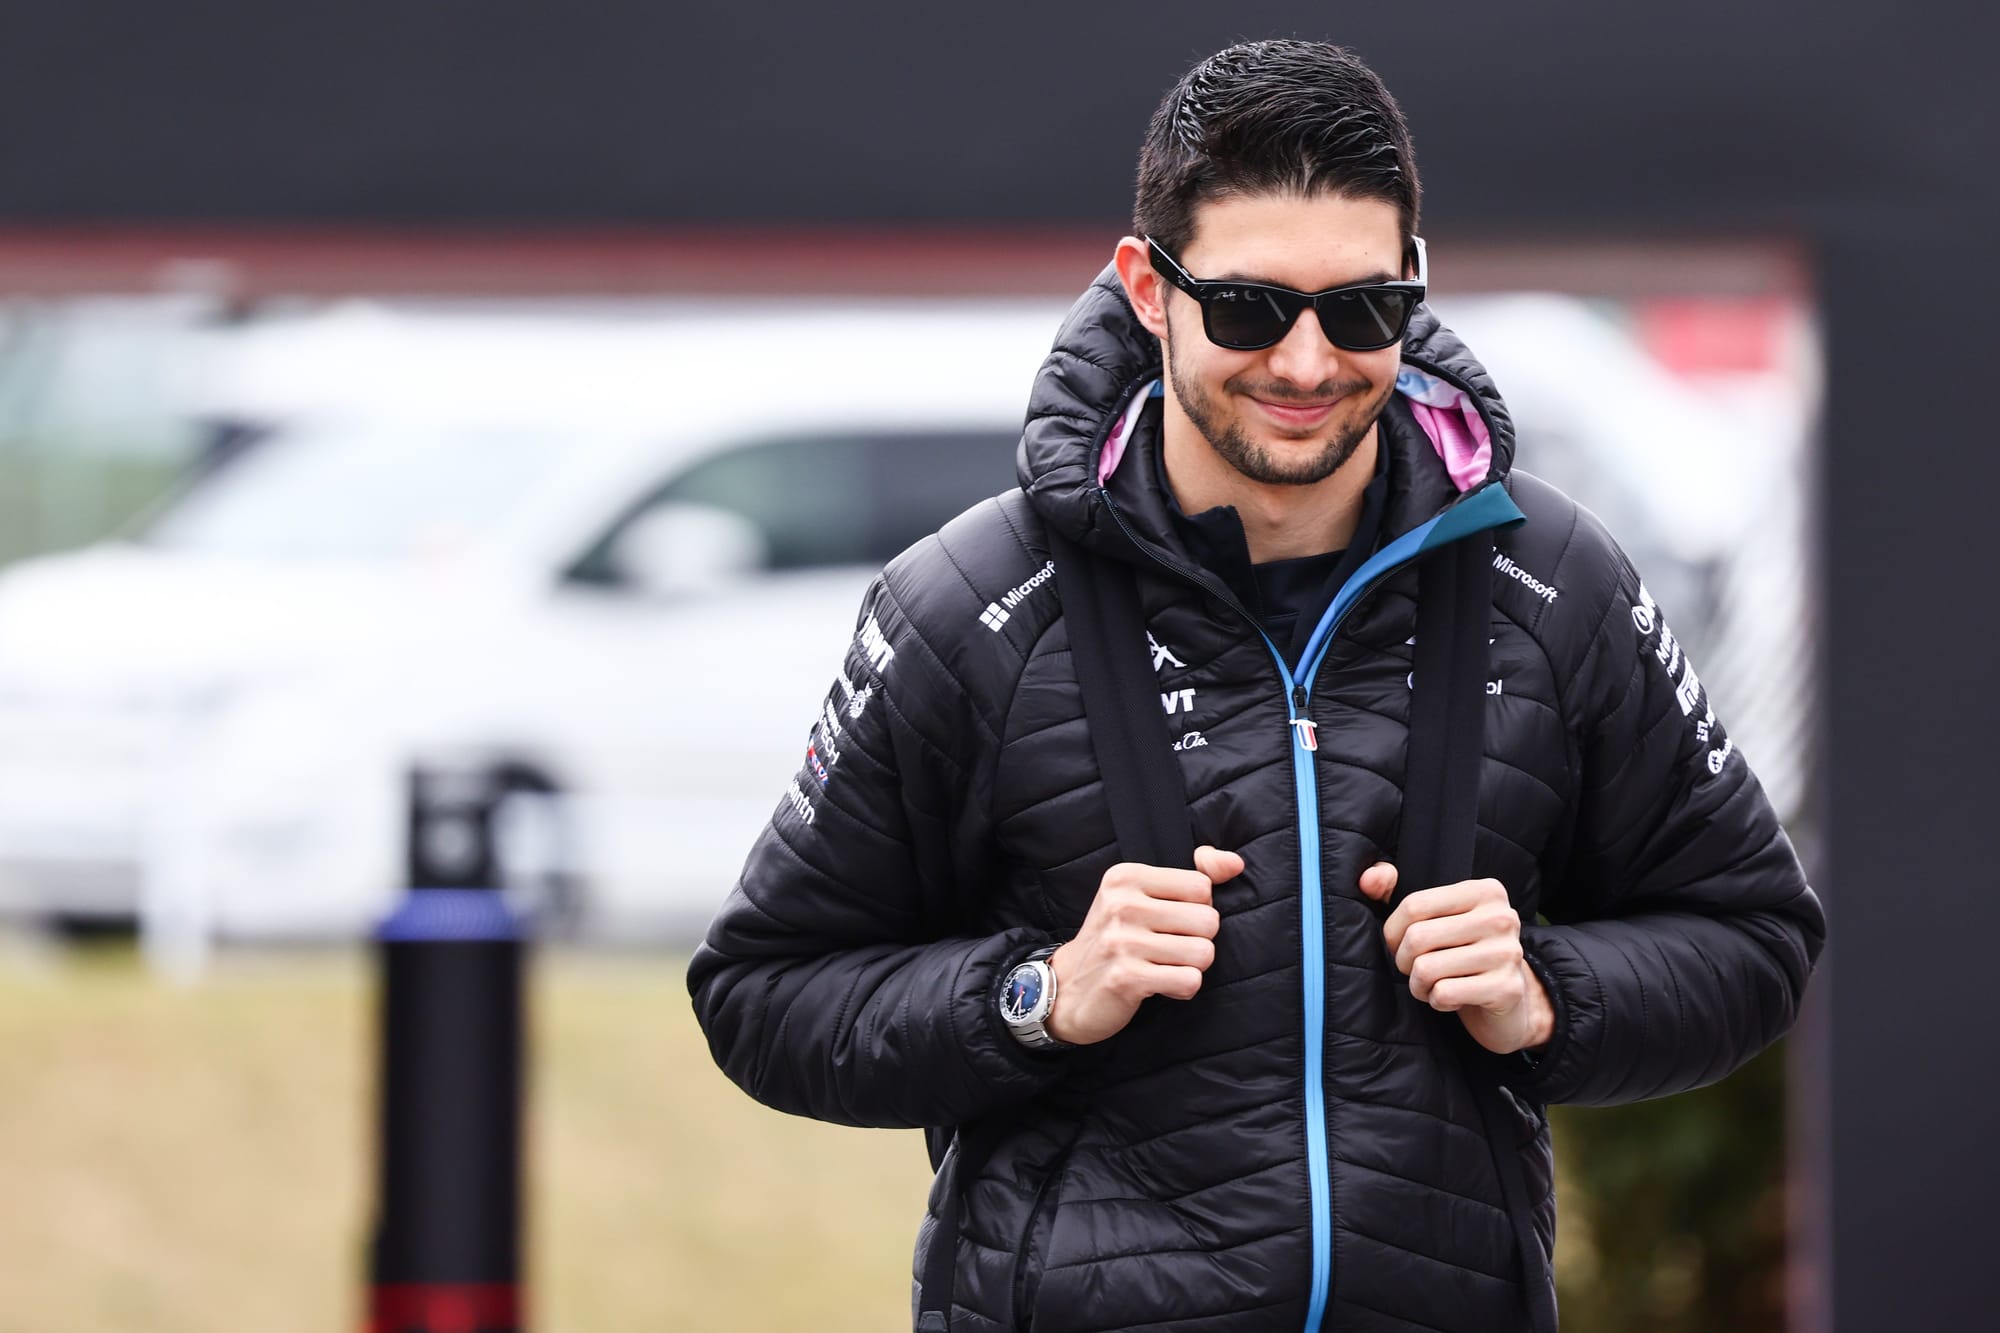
[1358,864,1553,1056]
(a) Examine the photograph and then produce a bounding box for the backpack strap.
[916,1118,994,1332]
[917,527,1191,1332]
[1397,534,1491,910]
[1402,532,1560,1333]
[1046,526,1196,871]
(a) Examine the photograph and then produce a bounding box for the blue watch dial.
[1002,965,1044,1021]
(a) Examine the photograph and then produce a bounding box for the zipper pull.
[1290,685,1318,752]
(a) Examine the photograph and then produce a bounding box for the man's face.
[1148,193,1408,488]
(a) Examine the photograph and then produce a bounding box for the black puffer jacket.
[688,267,1825,1332]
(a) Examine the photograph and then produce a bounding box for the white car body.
[0,300,1067,949]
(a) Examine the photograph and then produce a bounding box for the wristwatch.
[998,946,1068,1050]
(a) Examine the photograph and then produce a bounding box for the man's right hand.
[1046,845,1243,1046]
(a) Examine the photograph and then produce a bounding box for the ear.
[1113,237,1172,341]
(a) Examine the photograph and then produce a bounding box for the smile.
[1249,396,1341,429]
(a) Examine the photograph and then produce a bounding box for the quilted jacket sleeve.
[1516,545,1825,1107]
[686,568,1066,1129]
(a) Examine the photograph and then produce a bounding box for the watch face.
[1001,964,1045,1023]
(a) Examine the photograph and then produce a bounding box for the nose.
[1263,307,1347,391]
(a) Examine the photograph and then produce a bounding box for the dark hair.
[1134,40,1421,258]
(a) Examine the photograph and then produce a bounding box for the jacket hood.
[1017,263,1519,550]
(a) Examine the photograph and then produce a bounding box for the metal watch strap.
[1003,945,1067,1050]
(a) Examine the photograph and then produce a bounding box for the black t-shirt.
[1249,548,1348,655]
[1151,400,1395,668]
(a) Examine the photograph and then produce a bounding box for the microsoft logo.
[979,602,1010,632]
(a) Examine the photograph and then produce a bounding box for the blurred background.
[2,5,1995,1331]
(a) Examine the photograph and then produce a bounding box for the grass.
[0,937,1776,1331]
[0,943,931,1332]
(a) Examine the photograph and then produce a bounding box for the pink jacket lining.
[1097,369,1492,494]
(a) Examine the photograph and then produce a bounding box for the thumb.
[1358,861,1399,903]
[1193,844,1246,884]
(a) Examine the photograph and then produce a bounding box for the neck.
[1160,415,1380,564]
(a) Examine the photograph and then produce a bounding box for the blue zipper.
[1282,482,1525,1332]
[1085,373,1526,1330]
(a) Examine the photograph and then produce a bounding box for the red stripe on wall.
[0,227,1805,301]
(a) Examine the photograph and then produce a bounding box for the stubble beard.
[1166,318,1395,488]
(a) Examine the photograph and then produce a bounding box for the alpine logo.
[1493,552,1559,603]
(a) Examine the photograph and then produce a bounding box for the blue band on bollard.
[376,888,525,943]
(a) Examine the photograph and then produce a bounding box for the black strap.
[1397,536,1491,912]
[919,530,1193,1331]
[916,1119,993,1331]
[1402,534,1559,1333]
[1047,526,1197,870]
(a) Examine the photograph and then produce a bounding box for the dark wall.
[5,5,1998,1330]
[0,5,1991,230]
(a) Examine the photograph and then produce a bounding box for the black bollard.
[366,768,529,1333]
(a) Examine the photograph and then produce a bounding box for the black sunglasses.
[1146,236,1427,352]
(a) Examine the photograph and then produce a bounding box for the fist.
[1359,864,1554,1056]
[1046,845,1243,1046]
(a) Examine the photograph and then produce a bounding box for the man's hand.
[1358,863,1554,1056]
[1046,845,1243,1046]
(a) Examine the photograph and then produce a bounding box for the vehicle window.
[144,423,566,562]
[569,430,1019,585]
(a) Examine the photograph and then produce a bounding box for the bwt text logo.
[859,615,895,672]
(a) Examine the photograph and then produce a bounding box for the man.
[689,39,1823,1333]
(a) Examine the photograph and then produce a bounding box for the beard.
[1166,314,1395,488]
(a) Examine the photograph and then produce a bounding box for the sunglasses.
[1146,235,1427,352]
